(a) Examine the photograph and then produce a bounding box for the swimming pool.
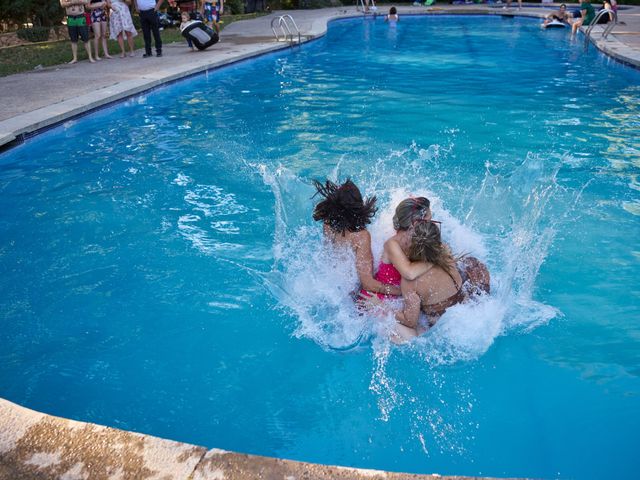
[1,14,639,479]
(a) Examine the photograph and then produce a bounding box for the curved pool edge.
[0,398,513,480]
[2,5,640,151]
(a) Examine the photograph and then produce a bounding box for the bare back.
[323,224,400,296]
[401,255,462,309]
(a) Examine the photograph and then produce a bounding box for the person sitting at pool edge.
[542,3,570,28]
[313,179,401,297]
[572,0,595,35]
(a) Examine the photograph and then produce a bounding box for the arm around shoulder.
[386,239,432,281]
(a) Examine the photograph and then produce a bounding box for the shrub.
[16,26,50,42]
[305,0,341,8]
[226,0,245,14]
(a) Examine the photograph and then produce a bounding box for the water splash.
[256,143,582,454]
[258,144,567,357]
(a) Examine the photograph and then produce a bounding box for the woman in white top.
[385,6,399,24]
[108,0,138,57]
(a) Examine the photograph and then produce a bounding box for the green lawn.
[0,13,265,77]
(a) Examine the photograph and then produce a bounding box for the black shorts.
[67,16,89,43]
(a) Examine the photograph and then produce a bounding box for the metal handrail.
[356,0,377,14]
[584,9,617,51]
[271,14,301,45]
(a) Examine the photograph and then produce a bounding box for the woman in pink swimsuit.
[360,196,435,301]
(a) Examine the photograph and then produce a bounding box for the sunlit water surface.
[1,16,639,479]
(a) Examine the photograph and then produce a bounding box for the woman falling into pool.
[312,180,431,300]
[394,219,490,340]
[312,179,401,297]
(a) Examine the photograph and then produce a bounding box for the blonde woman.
[395,220,490,339]
[108,0,137,57]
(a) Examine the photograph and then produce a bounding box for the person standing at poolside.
[506,0,522,10]
[135,0,163,58]
[201,0,223,33]
[572,0,596,35]
[60,0,95,64]
[108,0,138,57]
[87,0,112,60]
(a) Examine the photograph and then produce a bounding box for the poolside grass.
[0,13,266,77]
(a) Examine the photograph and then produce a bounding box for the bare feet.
[120,53,126,58]
[89,57,96,63]
[95,56,102,61]
[128,52,135,57]
[104,54,113,59]
[68,59,78,64]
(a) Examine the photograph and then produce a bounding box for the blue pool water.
[1,15,639,479]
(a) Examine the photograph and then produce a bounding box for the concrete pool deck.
[0,5,638,479]
[1,4,640,150]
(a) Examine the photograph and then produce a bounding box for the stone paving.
[1,4,639,148]
[0,398,507,480]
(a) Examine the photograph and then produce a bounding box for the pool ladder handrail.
[271,14,301,45]
[356,0,377,14]
[584,9,617,52]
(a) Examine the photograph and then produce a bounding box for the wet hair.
[560,3,566,7]
[392,197,431,231]
[408,221,455,276]
[389,6,397,14]
[312,179,377,234]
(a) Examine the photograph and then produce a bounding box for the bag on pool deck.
[180,20,219,50]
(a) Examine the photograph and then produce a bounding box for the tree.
[0,0,64,29]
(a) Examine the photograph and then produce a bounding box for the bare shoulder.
[352,229,371,242]
[385,236,401,250]
[349,229,372,250]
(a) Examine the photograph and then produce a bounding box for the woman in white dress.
[108,0,138,57]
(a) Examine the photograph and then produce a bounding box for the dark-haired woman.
[313,179,401,297]
[395,220,490,338]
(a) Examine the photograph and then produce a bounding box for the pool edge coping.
[0,397,515,479]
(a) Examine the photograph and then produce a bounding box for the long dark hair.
[312,179,377,234]
[408,221,455,276]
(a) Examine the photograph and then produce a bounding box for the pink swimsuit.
[360,262,402,300]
